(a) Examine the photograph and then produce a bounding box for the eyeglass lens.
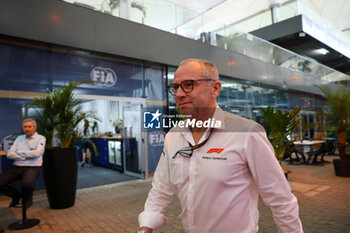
[167,79,214,95]
[168,80,194,95]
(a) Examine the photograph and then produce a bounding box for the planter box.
[43,147,78,209]
[333,158,350,177]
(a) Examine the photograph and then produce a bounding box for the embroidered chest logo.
[203,148,227,160]
[207,148,224,154]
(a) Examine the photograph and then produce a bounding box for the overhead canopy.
[167,0,350,74]
[250,15,350,75]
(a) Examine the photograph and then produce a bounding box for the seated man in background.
[0,119,46,208]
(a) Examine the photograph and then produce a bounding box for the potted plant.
[110,117,123,135]
[260,106,301,178]
[108,0,146,22]
[317,85,350,177]
[27,80,99,209]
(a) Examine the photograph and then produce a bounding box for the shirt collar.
[212,105,226,130]
[178,105,224,144]
[26,132,38,139]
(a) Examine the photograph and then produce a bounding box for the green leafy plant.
[26,81,99,153]
[260,106,301,164]
[298,60,312,73]
[130,1,146,17]
[108,0,146,17]
[316,85,350,160]
[110,117,123,130]
[28,96,56,148]
[108,0,120,11]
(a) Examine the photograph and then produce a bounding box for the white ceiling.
[70,0,350,42]
[303,0,350,37]
[167,0,350,40]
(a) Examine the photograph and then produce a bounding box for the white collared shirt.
[7,132,46,166]
[139,107,303,233]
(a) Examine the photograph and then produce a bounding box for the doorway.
[298,110,316,140]
[77,95,147,184]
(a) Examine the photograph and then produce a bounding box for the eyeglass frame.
[172,129,213,158]
[167,78,216,95]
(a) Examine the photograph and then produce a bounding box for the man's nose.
[175,86,186,98]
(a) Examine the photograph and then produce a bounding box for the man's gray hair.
[180,59,219,80]
[23,118,37,127]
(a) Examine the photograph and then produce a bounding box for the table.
[293,140,325,164]
[0,151,6,173]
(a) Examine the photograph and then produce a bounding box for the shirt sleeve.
[245,124,303,233]
[7,138,25,160]
[17,136,46,159]
[138,135,175,230]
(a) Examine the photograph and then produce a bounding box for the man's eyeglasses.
[173,129,212,158]
[167,79,215,95]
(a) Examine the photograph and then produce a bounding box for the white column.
[119,0,130,19]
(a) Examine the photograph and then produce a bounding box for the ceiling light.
[227,61,236,66]
[76,50,89,55]
[315,48,329,55]
[222,83,234,88]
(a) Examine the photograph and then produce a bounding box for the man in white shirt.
[0,119,46,209]
[137,59,303,233]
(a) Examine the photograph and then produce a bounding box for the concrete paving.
[0,155,349,233]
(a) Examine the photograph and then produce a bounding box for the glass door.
[122,101,146,179]
[108,140,123,171]
[299,110,316,140]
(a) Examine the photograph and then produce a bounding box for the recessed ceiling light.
[315,48,329,55]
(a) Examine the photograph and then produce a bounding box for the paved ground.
[77,164,137,189]
[0,155,349,233]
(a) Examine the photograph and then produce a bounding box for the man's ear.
[212,81,221,98]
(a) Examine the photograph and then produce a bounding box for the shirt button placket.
[187,151,195,232]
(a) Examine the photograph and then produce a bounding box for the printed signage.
[0,135,17,152]
[143,109,222,129]
[143,109,162,129]
[148,131,165,147]
[90,66,117,87]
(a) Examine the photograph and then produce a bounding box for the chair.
[283,142,306,164]
[325,139,336,155]
[307,143,327,164]
[8,180,40,230]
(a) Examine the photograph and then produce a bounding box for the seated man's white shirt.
[7,132,46,166]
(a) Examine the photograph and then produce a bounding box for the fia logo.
[149,131,165,147]
[90,67,117,87]
[0,135,17,152]
[143,110,162,129]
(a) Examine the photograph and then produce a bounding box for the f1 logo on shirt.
[207,148,224,154]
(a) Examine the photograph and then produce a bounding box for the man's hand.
[13,150,26,160]
[138,226,153,233]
